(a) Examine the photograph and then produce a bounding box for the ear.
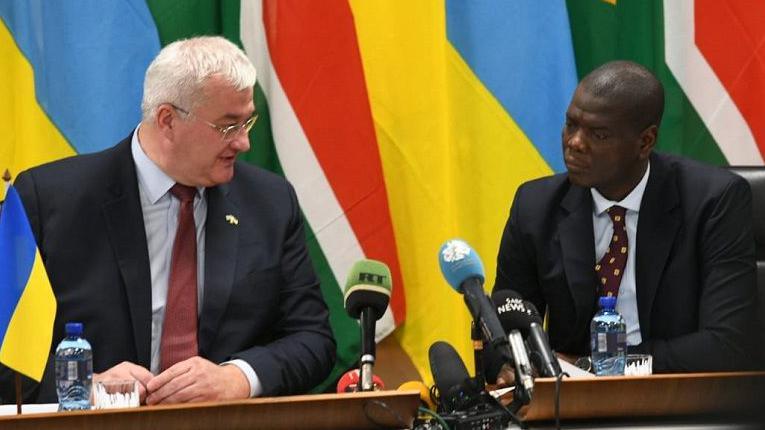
[638,125,657,159]
[155,104,177,135]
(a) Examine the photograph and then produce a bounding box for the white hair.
[141,36,257,121]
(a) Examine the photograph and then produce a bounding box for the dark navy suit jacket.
[2,136,335,402]
[494,152,757,372]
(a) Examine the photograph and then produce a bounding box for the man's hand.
[494,363,516,388]
[93,361,153,404]
[145,356,250,405]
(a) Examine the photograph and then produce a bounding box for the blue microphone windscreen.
[438,239,485,292]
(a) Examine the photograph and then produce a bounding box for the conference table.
[0,372,763,429]
[518,371,765,429]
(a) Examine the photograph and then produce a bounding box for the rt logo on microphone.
[358,272,386,284]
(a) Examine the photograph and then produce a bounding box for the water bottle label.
[67,361,78,380]
[596,332,626,353]
[55,359,93,382]
[596,333,606,352]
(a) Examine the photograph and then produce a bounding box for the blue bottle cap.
[598,296,617,309]
[65,322,83,336]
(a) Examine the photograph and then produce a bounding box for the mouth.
[564,156,588,173]
[219,154,237,163]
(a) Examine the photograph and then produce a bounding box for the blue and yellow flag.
[0,185,56,381]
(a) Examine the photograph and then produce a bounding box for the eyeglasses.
[171,104,258,142]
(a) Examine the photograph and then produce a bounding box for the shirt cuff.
[221,359,263,398]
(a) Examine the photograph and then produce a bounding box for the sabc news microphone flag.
[0,185,56,381]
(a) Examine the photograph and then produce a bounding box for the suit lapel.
[559,184,598,329]
[101,138,152,367]
[635,154,680,337]
[198,183,240,356]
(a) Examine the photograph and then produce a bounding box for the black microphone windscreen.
[429,341,470,397]
[428,341,484,413]
[491,290,542,337]
[523,301,541,318]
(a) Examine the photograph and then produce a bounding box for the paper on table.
[0,403,59,416]
[559,357,596,378]
[490,357,595,399]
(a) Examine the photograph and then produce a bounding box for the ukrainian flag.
[0,185,56,382]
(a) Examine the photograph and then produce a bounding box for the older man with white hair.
[7,36,336,405]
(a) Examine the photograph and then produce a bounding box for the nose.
[565,128,586,152]
[228,132,251,152]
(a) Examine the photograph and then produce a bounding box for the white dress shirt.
[131,127,261,396]
[590,163,650,345]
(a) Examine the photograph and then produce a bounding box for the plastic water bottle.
[590,296,626,376]
[55,322,93,411]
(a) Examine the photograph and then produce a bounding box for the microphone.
[438,239,511,359]
[343,259,392,391]
[507,330,534,397]
[492,290,562,378]
[428,341,482,413]
[336,368,385,393]
[429,341,519,429]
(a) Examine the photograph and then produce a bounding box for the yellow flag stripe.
[0,250,57,381]
[0,19,75,197]
[349,0,552,382]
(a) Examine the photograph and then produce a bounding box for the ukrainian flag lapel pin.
[225,214,239,226]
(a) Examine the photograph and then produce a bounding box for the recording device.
[428,341,510,429]
[428,341,482,413]
[343,259,392,391]
[438,239,512,360]
[492,290,562,378]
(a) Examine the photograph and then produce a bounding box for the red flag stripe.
[695,0,765,160]
[262,0,405,323]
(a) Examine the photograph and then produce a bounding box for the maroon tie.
[595,206,628,298]
[160,184,199,371]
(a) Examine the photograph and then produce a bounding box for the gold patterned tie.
[595,206,628,298]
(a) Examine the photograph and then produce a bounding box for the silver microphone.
[508,329,534,398]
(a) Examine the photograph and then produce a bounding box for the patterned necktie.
[160,183,199,371]
[595,205,628,298]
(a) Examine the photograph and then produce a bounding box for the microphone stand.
[491,344,530,429]
[359,308,376,391]
[508,366,532,413]
[473,323,529,429]
[471,321,485,388]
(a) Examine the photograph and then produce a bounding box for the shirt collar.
[131,126,204,204]
[591,162,651,216]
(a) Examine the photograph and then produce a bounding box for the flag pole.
[15,374,22,415]
[3,169,22,415]
[2,169,22,415]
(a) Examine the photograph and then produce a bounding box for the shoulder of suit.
[653,151,743,190]
[516,172,571,197]
[229,160,296,197]
[17,138,129,185]
[232,161,288,185]
[507,172,576,219]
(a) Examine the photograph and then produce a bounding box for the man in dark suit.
[2,36,335,404]
[494,61,756,372]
